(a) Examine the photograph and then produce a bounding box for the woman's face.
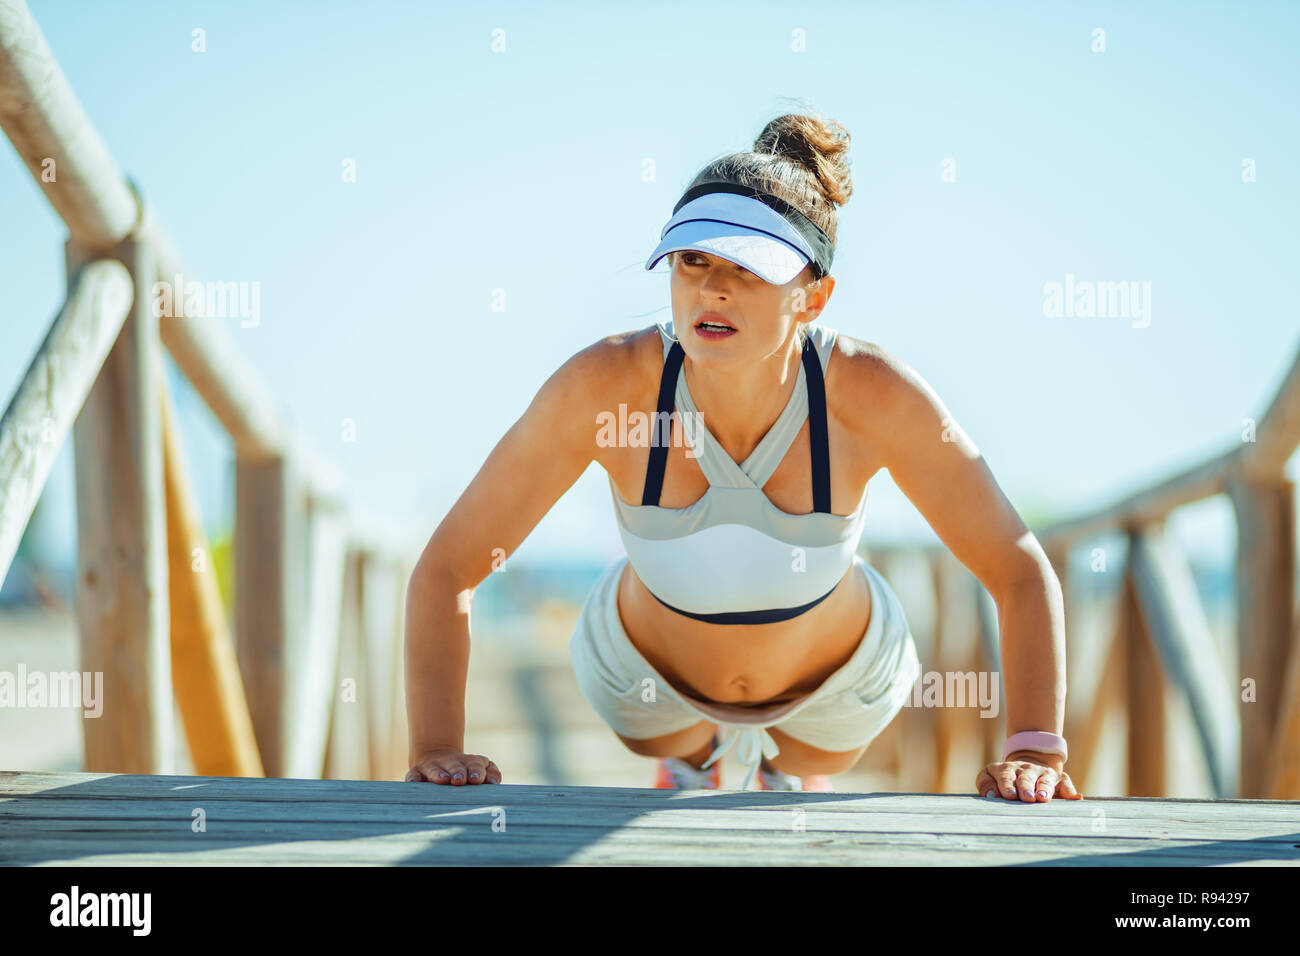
[668,250,833,361]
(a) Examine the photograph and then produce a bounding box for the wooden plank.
[158,352,264,778]
[4,831,1294,868]
[3,815,1299,859]
[1122,548,1166,797]
[1128,525,1239,797]
[0,771,1296,867]
[6,770,1299,815]
[1227,476,1297,797]
[67,236,172,774]
[0,258,132,584]
[3,841,1294,868]
[5,796,1298,837]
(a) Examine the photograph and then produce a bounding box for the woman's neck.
[681,329,804,461]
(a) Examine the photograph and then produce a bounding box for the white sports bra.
[609,319,868,625]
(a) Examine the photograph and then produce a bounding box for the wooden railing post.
[1070,612,1121,792]
[296,494,349,777]
[1129,524,1239,797]
[1227,475,1297,797]
[0,259,131,585]
[360,554,404,780]
[1122,532,1166,796]
[388,555,413,780]
[67,235,173,773]
[324,547,371,780]
[235,453,308,778]
[1265,597,1300,797]
[158,354,264,778]
[876,552,938,792]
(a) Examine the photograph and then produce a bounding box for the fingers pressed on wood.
[1017,767,1046,802]
[416,757,503,785]
[1058,771,1084,799]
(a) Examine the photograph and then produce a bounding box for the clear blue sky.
[4,0,1298,574]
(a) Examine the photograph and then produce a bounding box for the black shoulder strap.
[641,340,686,505]
[800,333,832,513]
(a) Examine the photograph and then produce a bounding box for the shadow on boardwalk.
[1,771,1298,866]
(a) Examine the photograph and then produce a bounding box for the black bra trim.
[641,335,686,505]
[640,330,832,513]
[645,581,837,625]
[800,331,833,514]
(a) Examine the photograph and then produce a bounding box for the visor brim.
[644,221,810,285]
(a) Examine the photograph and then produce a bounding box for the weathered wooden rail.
[0,0,420,783]
[1,771,1297,866]
[859,332,1299,802]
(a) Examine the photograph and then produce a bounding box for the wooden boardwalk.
[2,771,1297,866]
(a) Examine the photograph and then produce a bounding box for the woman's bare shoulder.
[546,324,663,409]
[823,330,921,436]
[825,330,959,460]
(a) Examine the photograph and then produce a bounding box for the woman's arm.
[405,336,623,764]
[839,342,1067,771]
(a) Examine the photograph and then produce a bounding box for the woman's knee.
[614,720,716,758]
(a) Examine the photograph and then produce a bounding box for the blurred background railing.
[0,0,419,782]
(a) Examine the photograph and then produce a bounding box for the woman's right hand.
[405,746,502,785]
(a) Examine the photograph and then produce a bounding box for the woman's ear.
[806,274,835,318]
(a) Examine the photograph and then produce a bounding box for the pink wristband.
[1003,731,1067,763]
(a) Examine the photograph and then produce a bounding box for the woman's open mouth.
[695,317,737,339]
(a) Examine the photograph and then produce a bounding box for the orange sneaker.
[654,735,723,789]
[756,757,834,792]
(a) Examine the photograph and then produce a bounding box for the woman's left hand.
[975,750,1084,802]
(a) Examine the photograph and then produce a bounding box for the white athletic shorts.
[568,553,922,790]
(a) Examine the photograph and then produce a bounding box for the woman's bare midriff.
[614,556,873,707]
[601,324,881,709]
